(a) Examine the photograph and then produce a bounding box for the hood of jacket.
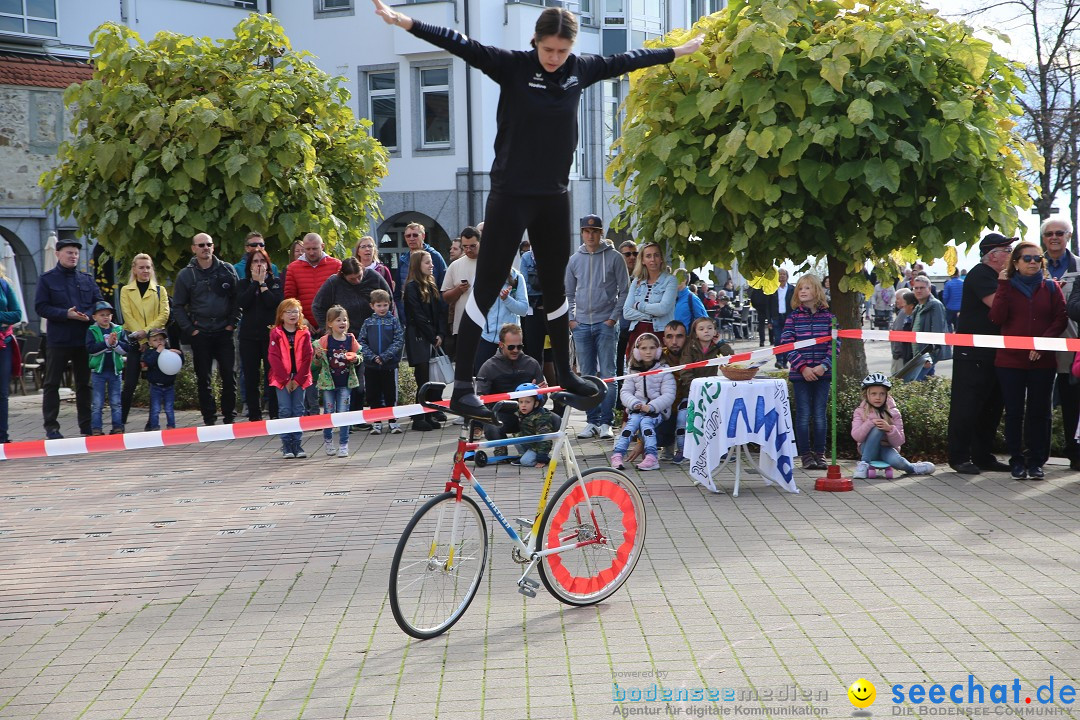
[567,242,626,324]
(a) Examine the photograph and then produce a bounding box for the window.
[690,0,723,19]
[313,0,352,17]
[0,0,57,37]
[368,72,397,150]
[602,79,621,159]
[419,67,450,148]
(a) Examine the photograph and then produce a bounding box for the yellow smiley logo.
[847,678,876,708]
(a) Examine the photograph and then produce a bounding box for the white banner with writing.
[685,377,799,494]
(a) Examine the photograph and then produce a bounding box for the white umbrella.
[1,239,27,324]
[39,232,57,333]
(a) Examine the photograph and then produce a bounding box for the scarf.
[1009,272,1044,299]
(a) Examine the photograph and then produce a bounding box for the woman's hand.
[434,336,442,348]
[1029,350,1041,362]
[252,264,267,283]
[673,35,705,57]
[371,0,412,29]
[999,267,1009,280]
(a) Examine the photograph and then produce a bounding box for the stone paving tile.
[1,383,1079,719]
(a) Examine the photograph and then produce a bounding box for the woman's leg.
[641,416,659,456]
[860,428,885,462]
[810,381,829,454]
[450,192,530,416]
[996,367,1026,466]
[1024,368,1056,468]
[120,349,142,425]
[879,446,917,474]
[790,381,810,454]
[239,341,263,421]
[614,413,643,454]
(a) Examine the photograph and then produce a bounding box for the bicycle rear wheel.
[389,491,489,639]
[536,467,646,606]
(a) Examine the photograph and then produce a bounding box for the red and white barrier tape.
[9,328,1063,460]
[0,336,831,461]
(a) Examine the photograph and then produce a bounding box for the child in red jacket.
[268,298,313,459]
[851,374,935,479]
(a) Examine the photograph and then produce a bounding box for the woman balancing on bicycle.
[371,0,704,421]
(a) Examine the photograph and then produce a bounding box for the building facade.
[0,0,723,323]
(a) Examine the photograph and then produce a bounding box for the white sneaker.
[577,423,599,439]
[324,440,336,456]
[370,422,383,436]
[389,422,403,434]
[913,462,936,475]
[295,448,307,459]
[597,424,614,439]
[853,461,869,479]
[282,451,295,460]
[337,444,348,457]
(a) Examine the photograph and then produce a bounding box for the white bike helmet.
[861,372,891,389]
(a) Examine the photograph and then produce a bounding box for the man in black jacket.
[476,324,545,453]
[172,233,240,426]
[35,239,103,439]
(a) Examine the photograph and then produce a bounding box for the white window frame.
[0,0,58,38]
[413,62,453,154]
[359,64,400,157]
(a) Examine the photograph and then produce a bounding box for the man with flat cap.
[565,214,628,439]
[35,238,104,439]
[947,232,1015,474]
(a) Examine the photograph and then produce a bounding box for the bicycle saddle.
[417,382,448,412]
[551,375,606,412]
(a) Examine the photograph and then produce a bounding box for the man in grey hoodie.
[565,214,629,439]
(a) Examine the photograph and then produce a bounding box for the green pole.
[830,317,838,467]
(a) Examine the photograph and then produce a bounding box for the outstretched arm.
[371,0,413,30]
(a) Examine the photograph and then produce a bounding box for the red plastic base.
[814,464,853,492]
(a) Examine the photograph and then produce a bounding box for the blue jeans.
[675,400,688,452]
[791,378,829,454]
[276,386,307,454]
[614,412,660,457]
[91,371,123,431]
[571,321,617,426]
[0,342,10,441]
[859,427,915,473]
[148,384,175,430]
[322,387,351,444]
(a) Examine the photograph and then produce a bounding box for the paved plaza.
[0,339,1077,719]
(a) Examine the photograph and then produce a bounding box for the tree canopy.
[41,14,389,277]
[608,0,1039,291]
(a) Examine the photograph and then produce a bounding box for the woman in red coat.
[988,241,1068,480]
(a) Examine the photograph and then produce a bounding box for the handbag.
[428,346,454,384]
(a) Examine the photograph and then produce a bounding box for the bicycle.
[388,379,647,639]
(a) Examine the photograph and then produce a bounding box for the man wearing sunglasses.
[173,233,241,426]
[1044,216,1080,470]
[475,323,546,450]
[233,232,279,278]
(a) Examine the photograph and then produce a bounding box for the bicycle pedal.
[514,517,534,529]
[517,577,539,598]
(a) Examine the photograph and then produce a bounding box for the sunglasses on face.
[1019,254,1044,263]
[1044,230,1068,237]
[405,233,420,238]
[195,243,213,248]
[503,344,523,351]
[622,251,638,258]
[246,242,265,248]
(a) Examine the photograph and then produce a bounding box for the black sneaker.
[1027,466,1045,480]
[45,430,63,440]
[1010,462,1027,481]
[449,390,494,422]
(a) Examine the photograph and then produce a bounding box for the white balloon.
[157,350,183,376]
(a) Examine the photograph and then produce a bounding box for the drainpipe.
[464,0,477,224]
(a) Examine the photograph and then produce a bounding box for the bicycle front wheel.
[389,491,489,639]
[536,467,646,606]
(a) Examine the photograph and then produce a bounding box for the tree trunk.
[827,255,867,381]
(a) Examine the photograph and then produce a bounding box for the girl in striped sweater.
[779,275,835,470]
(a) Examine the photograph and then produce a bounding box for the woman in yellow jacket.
[119,253,170,426]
